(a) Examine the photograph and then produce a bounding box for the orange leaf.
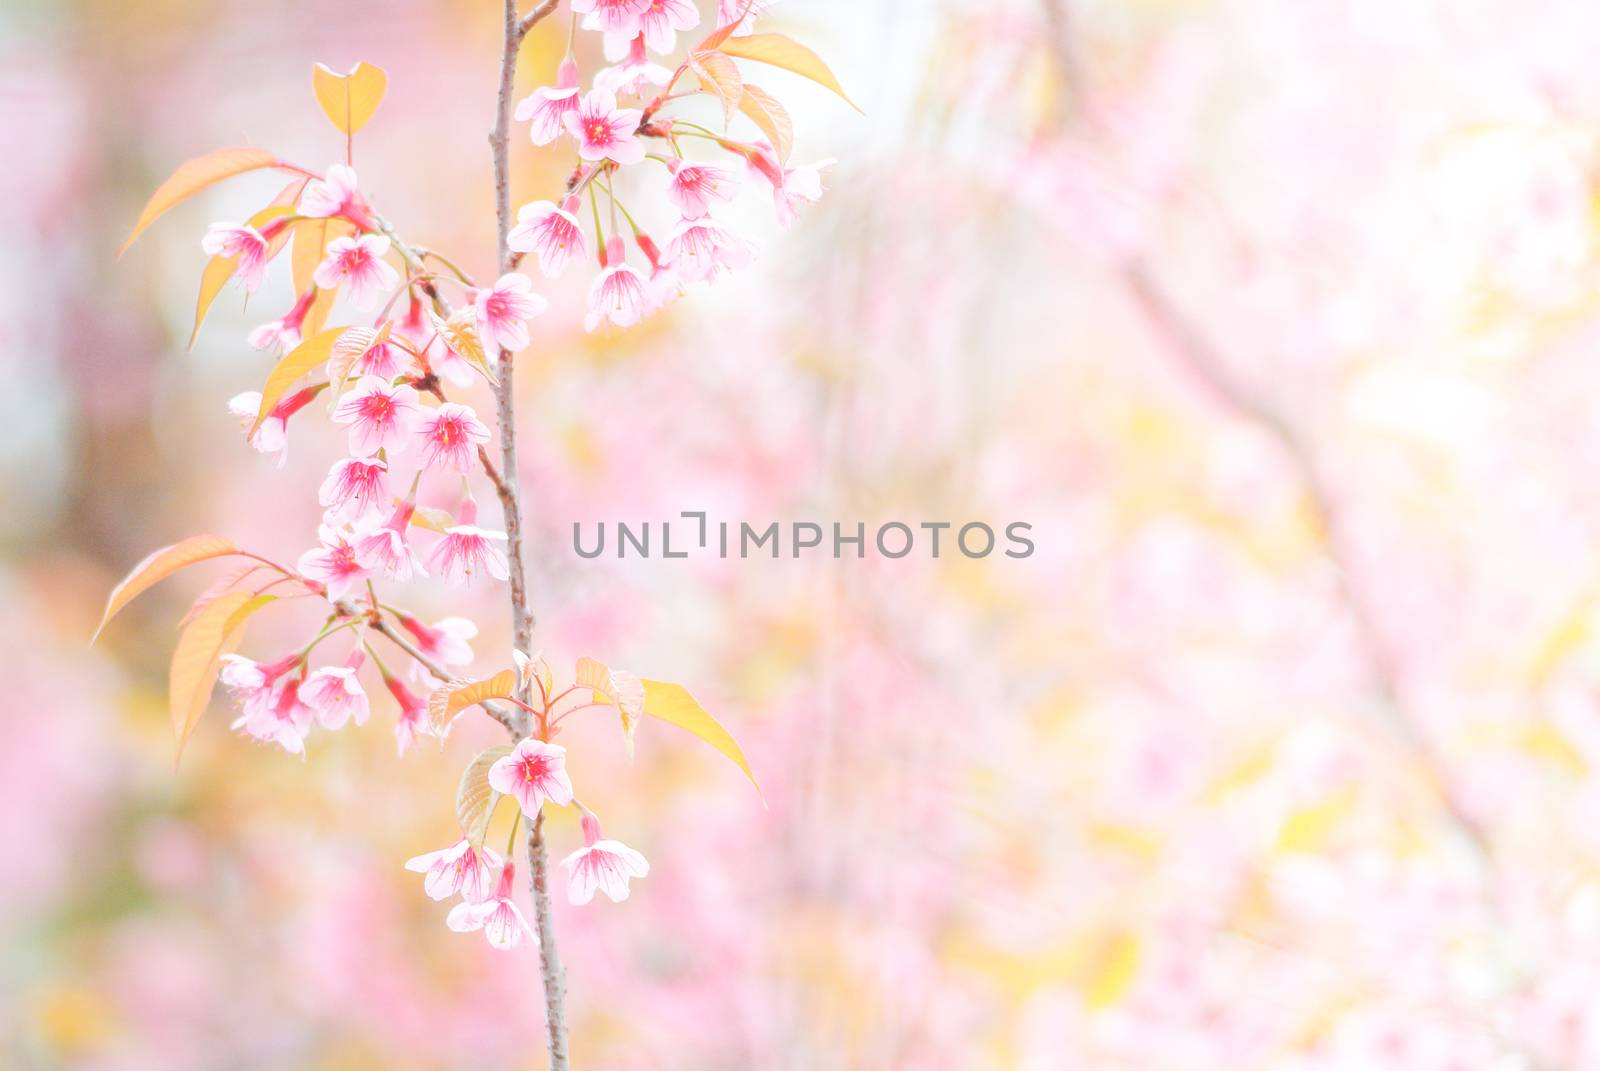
[169,591,272,761]
[427,669,518,734]
[92,534,239,644]
[252,326,348,432]
[456,744,513,846]
[121,147,282,255]
[737,84,794,164]
[717,33,860,113]
[689,50,743,127]
[313,61,389,136]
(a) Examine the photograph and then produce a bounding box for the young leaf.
[252,326,348,432]
[641,680,761,796]
[169,591,272,760]
[737,84,794,164]
[428,669,519,734]
[326,321,393,394]
[717,33,861,113]
[313,61,389,136]
[689,50,743,127]
[176,564,263,629]
[121,147,282,255]
[292,218,354,337]
[93,534,239,644]
[431,310,498,385]
[457,744,513,846]
[576,657,646,758]
[189,204,297,350]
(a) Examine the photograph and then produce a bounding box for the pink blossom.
[564,89,645,166]
[624,0,698,55]
[571,0,650,38]
[507,198,587,278]
[397,614,477,674]
[332,376,421,457]
[301,650,370,731]
[296,525,370,601]
[344,337,409,381]
[716,0,775,34]
[488,738,574,817]
[399,292,473,388]
[415,402,491,473]
[473,272,547,353]
[744,141,833,228]
[514,57,581,146]
[353,500,427,582]
[313,234,399,309]
[446,861,536,950]
[561,813,649,905]
[385,675,429,755]
[666,160,737,220]
[248,288,315,355]
[404,837,503,903]
[595,35,673,97]
[299,164,363,220]
[201,222,270,291]
[585,236,651,331]
[318,456,389,521]
[226,386,319,468]
[426,498,510,587]
[221,654,311,754]
[666,216,752,282]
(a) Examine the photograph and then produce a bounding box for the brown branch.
[493,1,569,1066]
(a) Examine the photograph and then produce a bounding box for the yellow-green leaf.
[313,61,389,136]
[718,33,859,112]
[737,83,793,164]
[428,670,519,734]
[121,147,282,255]
[689,50,743,127]
[326,321,393,395]
[641,680,760,796]
[457,744,513,846]
[431,309,498,384]
[93,534,238,644]
[189,204,297,350]
[252,326,348,432]
[169,591,271,761]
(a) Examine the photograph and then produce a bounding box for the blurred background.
[8,0,1600,1067]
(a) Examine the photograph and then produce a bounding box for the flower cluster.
[108,0,842,962]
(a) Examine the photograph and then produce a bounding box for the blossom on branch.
[561,813,649,905]
[489,738,574,817]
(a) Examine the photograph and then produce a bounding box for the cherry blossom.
[398,292,473,388]
[426,497,510,587]
[570,0,651,38]
[595,35,672,97]
[221,654,312,755]
[473,272,546,354]
[716,0,776,34]
[631,0,698,55]
[296,526,370,601]
[313,234,399,308]
[318,456,389,521]
[743,141,834,228]
[561,813,649,905]
[397,615,477,676]
[353,500,427,582]
[507,198,587,278]
[666,160,737,220]
[301,650,370,731]
[384,675,429,756]
[585,236,651,331]
[415,402,491,473]
[298,164,364,221]
[488,738,574,817]
[332,376,421,457]
[666,216,751,283]
[446,861,536,950]
[227,386,320,468]
[405,837,504,903]
[201,222,270,291]
[565,89,645,166]
[514,57,581,146]
[247,288,315,355]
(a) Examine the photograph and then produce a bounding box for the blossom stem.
[493,2,570,1067]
